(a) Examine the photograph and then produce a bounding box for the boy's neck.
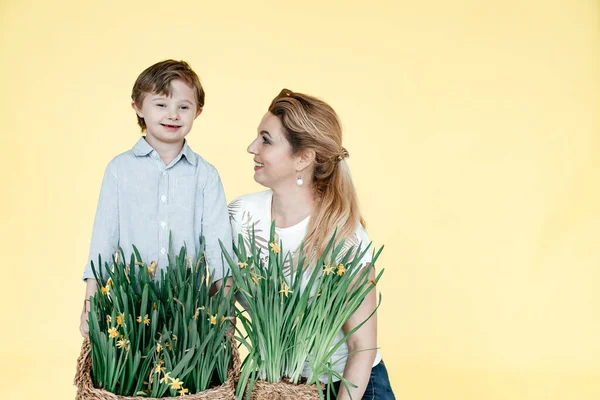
[144,136,185,166]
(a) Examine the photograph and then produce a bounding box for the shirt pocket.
[172,176,196,210]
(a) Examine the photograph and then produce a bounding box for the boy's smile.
[132,79,202,150]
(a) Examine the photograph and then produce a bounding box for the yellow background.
[1,1,598,398]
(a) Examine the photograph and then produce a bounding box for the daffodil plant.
[220,223,384,400]
[88,238,235,397]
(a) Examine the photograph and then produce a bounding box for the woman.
[228,89,396,399]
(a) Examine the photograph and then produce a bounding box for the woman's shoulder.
[336,222,373,267]
[228,191,272,238]
[228,190,271,215]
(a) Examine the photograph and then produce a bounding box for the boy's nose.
[167,108,179,120]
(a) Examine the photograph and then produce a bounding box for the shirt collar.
[180,141,197,166]
[132,137,153,157]
[132,137,197,167]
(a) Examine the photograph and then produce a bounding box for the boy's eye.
[156,104,166,107]
[180,106,189,110]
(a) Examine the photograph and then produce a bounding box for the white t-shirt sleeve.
[228,196,245,244]
[336,223,374,269]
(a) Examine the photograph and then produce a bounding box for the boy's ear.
[131,101,143,118]
[296,149,316,172]
[195,107,203,118]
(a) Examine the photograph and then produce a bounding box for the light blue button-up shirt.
[83,137,232,282]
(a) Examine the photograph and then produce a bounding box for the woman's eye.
[262,137,270,145]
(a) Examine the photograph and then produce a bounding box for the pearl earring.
[296,174,304,186]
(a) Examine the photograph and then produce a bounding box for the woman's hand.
[337,265,378,400]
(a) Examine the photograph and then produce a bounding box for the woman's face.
[247,112,299,189]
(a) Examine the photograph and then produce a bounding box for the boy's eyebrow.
[150,96,194,105]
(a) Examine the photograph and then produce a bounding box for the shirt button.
[161,195,166,202]
[160,221,166,228]
[160,248,166,255]
[162,171,167,176]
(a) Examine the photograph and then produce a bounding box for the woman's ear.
[297,149,316,172]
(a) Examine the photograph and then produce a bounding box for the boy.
[79,60,233,337]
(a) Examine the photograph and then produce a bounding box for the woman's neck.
[271,184,316,229]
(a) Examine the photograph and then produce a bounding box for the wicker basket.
[74,338,240,400]
[248,378,324,400]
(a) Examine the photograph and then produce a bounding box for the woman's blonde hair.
[268,89,366,260]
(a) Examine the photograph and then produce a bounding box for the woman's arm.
[337,266,378,400]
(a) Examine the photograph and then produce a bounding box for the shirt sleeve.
[354,224,374,267]
[201,166,233,281]
[82,160,120,281]
[336,223,373,269]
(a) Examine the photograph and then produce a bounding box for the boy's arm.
[201,167,233,282]
[80,278,97,338]
[80,161,119,338]
[83,160,120,282]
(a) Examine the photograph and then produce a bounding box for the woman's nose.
[247,138,258,154]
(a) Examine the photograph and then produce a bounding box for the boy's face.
[132,79,201,147]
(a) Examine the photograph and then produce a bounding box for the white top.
[228,190,381,382]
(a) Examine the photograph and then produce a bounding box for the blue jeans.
[326,360,396,399]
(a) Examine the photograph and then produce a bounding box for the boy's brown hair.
[131,60,205,131]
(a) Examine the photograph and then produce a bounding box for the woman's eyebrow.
[260,130,272,138]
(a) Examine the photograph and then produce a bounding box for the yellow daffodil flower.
[251,272,263,285]
[116,313,125,326]
[100,286,109,295]
[156,343,163,353]
[148,261,157,276]
[209,314,217,325]
[238,261,248,269]
[279,281,292,297]
[116,338,129,350]
[144,315,150,325]
[337,264,346,276]
[160,372,171,384]
[154,361,165,375]
[323,264,333,276]
[108,327,120,339]
[269,242,280,254]
[178,387,189,396]
[170,377,184,390]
